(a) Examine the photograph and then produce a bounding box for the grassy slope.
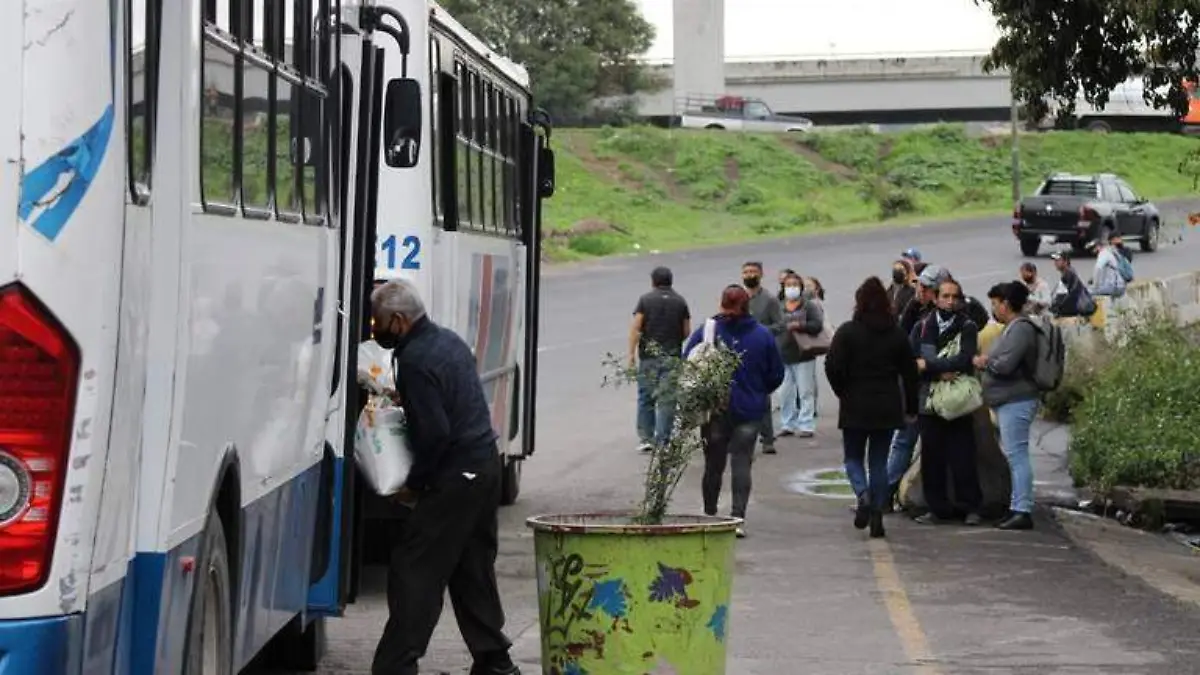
[544,124,1200,261]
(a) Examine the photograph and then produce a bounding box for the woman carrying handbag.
[910,278,984,526]
[776,273,829,438]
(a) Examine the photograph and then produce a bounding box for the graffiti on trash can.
[542,552,627,672]
[648,562,700,609]
[706,604,728,642]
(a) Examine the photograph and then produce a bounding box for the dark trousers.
[372,462,511,675]
[702,414,758,519]
[842,429,892,511]
[918,414,983,519]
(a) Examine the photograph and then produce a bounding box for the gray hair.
[371,279,426,320]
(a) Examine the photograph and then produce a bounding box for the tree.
[979,0,1200,122]
[439,0,658,121]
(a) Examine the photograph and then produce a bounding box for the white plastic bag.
[353,395,414,496]
[357,340,395,395]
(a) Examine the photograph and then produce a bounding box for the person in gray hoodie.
[974,282,1039,531]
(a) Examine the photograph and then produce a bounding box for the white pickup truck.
[679,94,815,133]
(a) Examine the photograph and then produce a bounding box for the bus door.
[306,3,423,615]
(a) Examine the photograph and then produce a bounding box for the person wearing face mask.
[776,273,824,437]
[777,267,796,303]
[743,261,785,454]
[887,260,916,319]
[369,280,521,675]
[909,279,983,527]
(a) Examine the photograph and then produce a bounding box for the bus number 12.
[381,234,421,270]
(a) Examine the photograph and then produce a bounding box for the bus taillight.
[0,285,80,595]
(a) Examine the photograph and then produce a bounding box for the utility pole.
[1010,88,1021,206]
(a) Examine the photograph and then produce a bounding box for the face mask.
[743,276,760,289]
[937,307,956,321]
[784,287,802,301]
[892,269,907,284]
[374,316,404,350]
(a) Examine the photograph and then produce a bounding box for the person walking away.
[743,262,785,454]
[1091,238,1127,299]
[1048,252,1095,319]
[777,273,823,437]
[887,264,947,508]
[628,266,691,453]
[911,279,984,526]
[369,280,520,675]
[888,260,917,319]
[976,282,1043,531]
[1020,262,1052,316]
[685,285,785,538]
[825,277,919,539]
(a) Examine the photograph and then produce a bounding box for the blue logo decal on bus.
[380,234,422,270]
[19,105,115,243]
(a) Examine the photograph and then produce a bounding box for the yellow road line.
[868,539,941,675]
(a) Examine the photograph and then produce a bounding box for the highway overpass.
[635,52,1016,126]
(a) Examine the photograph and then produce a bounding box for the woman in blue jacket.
[684,285,786,538]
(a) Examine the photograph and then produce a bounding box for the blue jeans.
[779,361,817,433]
[843,429,892,510]
[996,397,1039,514]
[886,421,919,487]
[637,357,676,447]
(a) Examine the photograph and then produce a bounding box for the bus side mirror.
[537,147,555,199]
[383,78,422,169]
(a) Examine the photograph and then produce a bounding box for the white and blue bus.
[0,0,553,672]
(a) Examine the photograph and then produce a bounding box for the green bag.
[928,334,983,421]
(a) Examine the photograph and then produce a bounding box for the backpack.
[1018,315,1066,392]
[1116,252,1134,283]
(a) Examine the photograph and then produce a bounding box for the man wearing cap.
[1049,252,1091,318]
[901,247,922,266]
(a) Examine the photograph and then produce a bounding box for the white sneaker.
[735,526,747,539]
[637,442,653,453]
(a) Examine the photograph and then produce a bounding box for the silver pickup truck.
[679,94,815,133]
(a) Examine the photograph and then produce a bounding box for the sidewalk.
[306,418,1200,674]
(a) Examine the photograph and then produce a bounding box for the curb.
[1049,506,1200,609]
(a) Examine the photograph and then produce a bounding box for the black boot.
[470,651,520,675]
[854,494,870,530]
[996,511,1034,531]
[869,510,886,538]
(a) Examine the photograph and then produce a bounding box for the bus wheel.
[184,510,233,675]
[500,455,522,506]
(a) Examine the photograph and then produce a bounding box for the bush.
[1068,318,1200,493]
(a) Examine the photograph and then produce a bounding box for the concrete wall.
[639,54,1014,117]
[671,0,725,103]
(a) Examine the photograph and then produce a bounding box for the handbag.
[792,301,832,357]
[927,334,983,421]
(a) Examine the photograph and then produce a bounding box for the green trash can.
[527,513,740,675]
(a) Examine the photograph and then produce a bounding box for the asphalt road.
[276,205,1200,674]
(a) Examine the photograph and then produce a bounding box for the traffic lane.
[538,203,1200,356]
[885,517,1200,674]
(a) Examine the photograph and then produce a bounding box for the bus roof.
[428,0,531,89]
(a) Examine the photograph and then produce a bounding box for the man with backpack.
[974,282,1065,531]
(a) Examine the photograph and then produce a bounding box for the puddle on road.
[785,467,855,500]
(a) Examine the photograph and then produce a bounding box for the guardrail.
[1058,270,1200,346]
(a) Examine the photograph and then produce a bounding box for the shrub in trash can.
[525,341,743,675]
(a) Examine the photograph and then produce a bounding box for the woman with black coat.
[825,277,919,538]
[910,279,984,526]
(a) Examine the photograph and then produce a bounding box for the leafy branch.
[602,338,742,525]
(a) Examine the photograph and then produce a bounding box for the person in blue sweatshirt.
[684,285,786,538]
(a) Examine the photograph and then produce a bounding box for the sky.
[634,0,1003,62]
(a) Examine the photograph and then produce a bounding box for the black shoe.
[469,659,520,675]
[964,512,982,527]
[996,512,1034,531]
[853,495,870,530]
[762,444,777,455]
[869,510,886,538]
[914,512,949,525]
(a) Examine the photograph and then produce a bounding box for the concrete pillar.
[672,0,725,112]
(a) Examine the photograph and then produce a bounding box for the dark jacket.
[391,316,498,491]
[825,313,919,430]
[684,314,785,424]
[899,296,932,337]
[909,311,979,415]
[748,288,784,338]
[1050,268,1089,317]
[888,282,916,320]
[776,297,825,364]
